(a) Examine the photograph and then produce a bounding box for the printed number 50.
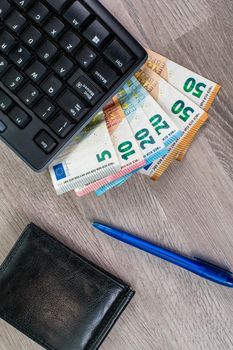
[96,150,112,163]
[171,100,194,122]
[184,77,206,99]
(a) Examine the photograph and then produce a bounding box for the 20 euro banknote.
[95,86,168,195]
[126,77,182,147]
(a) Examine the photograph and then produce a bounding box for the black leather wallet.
[0,223,134,350]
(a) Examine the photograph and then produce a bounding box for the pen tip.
[92,222,100,229]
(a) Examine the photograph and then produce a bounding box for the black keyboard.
[0,0,147,171]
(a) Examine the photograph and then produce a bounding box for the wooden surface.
[1,0,233,349]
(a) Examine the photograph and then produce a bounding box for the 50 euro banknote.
[136,67,208,180]
[75,99,145,197]
[146,48,221,112]
[145,48,221,160]
[49,112,120,195]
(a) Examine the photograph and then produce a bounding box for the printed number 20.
[183,77,206,99]
[135,128,156,150]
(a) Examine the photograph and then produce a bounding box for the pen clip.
[194,257,233,276]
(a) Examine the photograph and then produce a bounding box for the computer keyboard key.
[83,20,111,49]
[63,1,91,30]
[18,83,40,106]
[60,31,81,53]
[35,130,57,153]
[12,0,33,10]
[0,1,11,20]
[45,0,68,12]
[9,106,31,128]
[34,97,55,121]
[2,68,25,91]
[0,120,7,133]
[0,56,9,76]
[103,40,135,73]
[45,17,65,39]
[91,60,118,89]
[0,90,13,111]
[28,2,50,24]
[0,31,16,53]
[76,45,97,69]
[5,10,27,33]
[53,55,74,78]
[21,25,42,48]
[49,112,74,138]
[26,60,47,82]
[37,40,58,63]
[41,74,63,97]
[69,70,103,106]
[57,89,88,120]
[9,45,31,68]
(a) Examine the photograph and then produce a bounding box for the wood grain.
[1,1,233,349]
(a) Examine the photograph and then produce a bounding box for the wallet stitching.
[1,223,131,350]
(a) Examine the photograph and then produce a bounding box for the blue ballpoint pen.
[92,222,233,288]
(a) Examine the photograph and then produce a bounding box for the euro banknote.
[75,100,145,197]
[95,87,168,196]
[136,66,208,179]
[126,77,182,147]
[115,86,167,164]
[49,112,120,195]
[107,78,182,191]
[145,48,221,112]
[145,49,221,161]
[48,47,220,197]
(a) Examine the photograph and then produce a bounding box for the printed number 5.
[96,150,112,163]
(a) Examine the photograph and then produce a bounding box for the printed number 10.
[118,141,135,161]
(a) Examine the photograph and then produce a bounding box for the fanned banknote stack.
[49,48,221,196]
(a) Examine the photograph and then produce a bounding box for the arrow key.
[53,55,74,78]
[76,45,97,69]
